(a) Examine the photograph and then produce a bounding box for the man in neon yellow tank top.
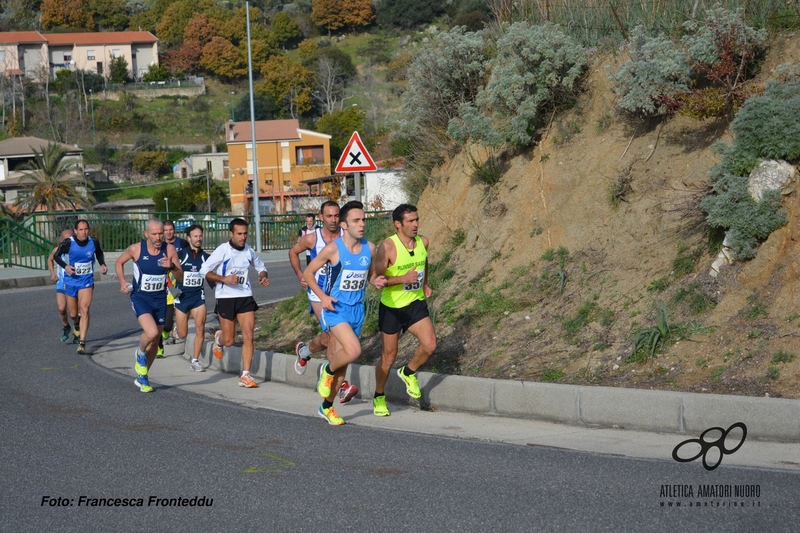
[372,204,437,416]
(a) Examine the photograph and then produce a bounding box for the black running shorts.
[378,300,429,335]
[215,296,258,321]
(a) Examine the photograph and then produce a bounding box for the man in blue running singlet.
[52,219,108,354]
[174,223,213,372]
[115,219,182,393]
[304,201,387,425]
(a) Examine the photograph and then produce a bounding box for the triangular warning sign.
[335,132,377,173]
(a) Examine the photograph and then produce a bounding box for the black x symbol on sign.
[349,151,362,165]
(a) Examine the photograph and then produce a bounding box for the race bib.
[183,272,203,288]
[231,269,246,285]
[339,270,367,291]
[403,269,425,291]
[140,274,166,292]
[74,262,93,275]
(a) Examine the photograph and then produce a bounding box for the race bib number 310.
[339,270,367,291]
[141,274,166,292]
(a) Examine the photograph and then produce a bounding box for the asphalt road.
[1,263,798,532]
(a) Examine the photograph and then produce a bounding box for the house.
[0,137,84,206]
[0,31,159,81]
[226,120,332,215]
[173,152,229,181]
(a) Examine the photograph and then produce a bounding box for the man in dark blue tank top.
[115,219,182,393]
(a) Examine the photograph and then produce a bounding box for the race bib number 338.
[339,270,367,291]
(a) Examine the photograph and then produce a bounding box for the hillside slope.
[413,35,800,399]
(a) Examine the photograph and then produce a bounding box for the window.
[87,50,95,60]
[0,51,5,62]
[206,161,212,174]
[223,159,229,180]
[63,54,72,62]
[112,49,121,58]
[97,62,103,75]
[296,145,324,164]
[283,180,291,189]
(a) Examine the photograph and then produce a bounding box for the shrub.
[609,26,690,117]
[449,22,586,147]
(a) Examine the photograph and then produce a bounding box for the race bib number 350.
[74,262,93,275]
[141,274,166,292]
[339,270,367,291]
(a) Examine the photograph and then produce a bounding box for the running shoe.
[317,364,334,398]
[294,341,309,375]
[397,367,422,399]
[134,350,148,376]
[213,331,223,359]
[161,330,170,341]
[238,373,258,388]
[72,328,80,344]
[339,380,358,403]
[76,341,86,355]
[134,375,153,393]
[190,359,204,372]
[156,346,164,358]
[373,395,390,417]
[60,325,71,342]
[317,404,345,425]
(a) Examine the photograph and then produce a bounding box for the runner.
[201,218,270,388]
[371,204,436,416]
[173,223,213,372]
[297,213,318,267]
[158,220,190,355]
[288,201,358,403]
[52,219,108,354]
[48,228,74,342]
[115,218,182,393]
[304,201,387,425]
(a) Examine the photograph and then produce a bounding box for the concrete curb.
[184,332,800,442]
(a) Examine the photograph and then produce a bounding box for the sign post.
[336,132,377,203]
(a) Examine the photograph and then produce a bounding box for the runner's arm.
[92,237,108,274]
[166,243,183,282]
[115,244,137,292]
[52,239,71,269]
[368,241,388,289]
[288,233,314,285]
[201,247,237,285]
[421,235,432,298]
[48,246,58,281]
[303,243,337,309]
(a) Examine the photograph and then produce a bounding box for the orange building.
[225,119,332,215]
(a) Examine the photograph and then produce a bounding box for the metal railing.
[17,210,393,255]
[0,218,53,269]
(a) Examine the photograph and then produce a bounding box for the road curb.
[183,332,800,442]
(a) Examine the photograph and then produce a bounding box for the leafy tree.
[155,173,229,213]
[272,11,303,48]
[234,93,277,121]
[183,12,219,46]
[161,41,203,75]
[311,0,345,33]
[609,26,691,118]
[0,0,40,31]
[86,0,130,31]
[257,56,315,116]
[14,143,92,213]
[200,37,247,79]
[142,63,172,82]
[155,0,215,47]
[133,150,170,178]
[40,0,95,30]
[449,22,586,147]
[375,0,447,30]
[316,106,365,160]
[108,54,131,84]
[129,0,178,32]
[341,0,374,30]
[133,133,161,152]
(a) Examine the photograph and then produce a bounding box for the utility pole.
[246,1,262,251]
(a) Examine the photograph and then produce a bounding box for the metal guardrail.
[0,218,53,269]
[18,210,394,255]
[106,80,204,91]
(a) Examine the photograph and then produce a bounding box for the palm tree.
[14,143,93,214]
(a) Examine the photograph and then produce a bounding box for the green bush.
[609,26,690,117]
[449,22,586,147]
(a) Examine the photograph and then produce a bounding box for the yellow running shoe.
[397,367,421,399]
[317,364,334,398]
[134,350,148,376]
[373,395,390,417]
[317,404,344,425]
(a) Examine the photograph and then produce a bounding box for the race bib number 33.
[339,270,367,291]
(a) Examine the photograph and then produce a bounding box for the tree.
[376,0,447,30]
[183,12,219,46]
[154,174,229,213]
[234,93,277,121]
[257,56,315,117]
[86,0,130,31]
[142,63,172,82]
[14,143,92,213]
[108,54,131,84]
[155,0,215,47]
[316,106,365,160]
[271,11,302,48]
[311,0,345,33]
[200,37,247,80]
[132,150,170,178]
[342,0,374,29]
[161,41,203,75]
[40,0,95,30]
[0,0,40,31]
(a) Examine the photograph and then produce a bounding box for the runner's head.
[229,218,248,248]
[320,201,340,235]
[144,218,164,248]
[58,228,73,244]
[163,220,175,242]
[339,200,365,239]
[392,204,419,238]
[185,223,204,250]
[74,220,90,241]
[305,214,316,229]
